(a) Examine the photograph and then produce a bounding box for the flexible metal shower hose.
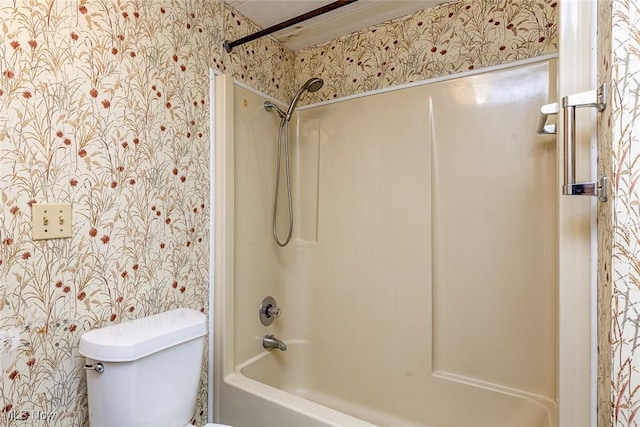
[272,118,294,247]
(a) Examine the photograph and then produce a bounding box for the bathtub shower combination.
[213,58,559,427]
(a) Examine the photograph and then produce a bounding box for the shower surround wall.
[0,1,293,425]
[224,58,559,427]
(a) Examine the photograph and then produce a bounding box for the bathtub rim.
[224,370,377,427]
[235,341,557,427]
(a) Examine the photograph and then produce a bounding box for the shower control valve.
[267,305,281,318]
[259,296,281,326]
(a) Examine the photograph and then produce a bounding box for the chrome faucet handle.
[259,296,281,326]
[267,305,281,318]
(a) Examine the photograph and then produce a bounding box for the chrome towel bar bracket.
[537,102,559,135]
[561,83,608,202]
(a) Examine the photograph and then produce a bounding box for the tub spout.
[263,335,287,351]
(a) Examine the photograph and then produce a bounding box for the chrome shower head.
[303,77,324,93]
[285,77,324,121]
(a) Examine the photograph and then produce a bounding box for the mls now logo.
[4,410,57,421]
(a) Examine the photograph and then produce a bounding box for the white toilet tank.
[79,308,207,427]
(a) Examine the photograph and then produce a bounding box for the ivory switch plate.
[32,203,72,240]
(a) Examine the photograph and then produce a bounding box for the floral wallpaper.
[606,0,640,424]
[294,0,558,104]
[0,0,293,425]
[0,0,562,425]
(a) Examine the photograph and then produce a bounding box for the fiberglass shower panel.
[294,59,558,426]
[225,59,558,427]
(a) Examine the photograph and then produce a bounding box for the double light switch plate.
[32,203,72,240]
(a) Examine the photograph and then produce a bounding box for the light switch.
[32,203,72,240]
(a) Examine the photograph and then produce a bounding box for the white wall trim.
[208,67,217,423]
[298,53,559,112]
[229,54,558,110]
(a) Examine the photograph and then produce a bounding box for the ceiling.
[223,0,450,51]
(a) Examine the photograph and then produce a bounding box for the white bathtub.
[220,344,377,427]
[219,342,554,427]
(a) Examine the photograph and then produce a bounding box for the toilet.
[78,308,232,427]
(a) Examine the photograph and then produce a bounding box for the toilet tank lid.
[78,308,207,362]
